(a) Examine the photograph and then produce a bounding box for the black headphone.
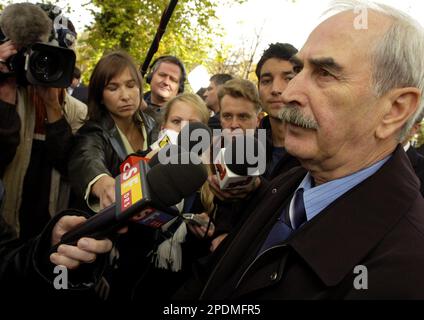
[146,55,186,93]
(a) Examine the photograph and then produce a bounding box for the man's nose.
[271,82,283,96]
[162,76,171,86]
[281,72,306,107]
[230,119,241,130]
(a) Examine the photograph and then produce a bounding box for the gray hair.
[325,0,424,141]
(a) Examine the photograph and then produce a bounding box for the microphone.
[0,3,76,88]
[150,128,179,150]
[57,152,207,246]
[120,144,183,173]
[177,122,212,156]
[0,3,52,48]
[119,153,150,173]
[144,122,212,168]
[147,144,182,168]
[214,134,265,190]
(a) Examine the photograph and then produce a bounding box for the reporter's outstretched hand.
[92,175,116,210]
[49,215,113,270]
[208,174,261,201]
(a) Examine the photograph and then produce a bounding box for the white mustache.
[278,105,318,130]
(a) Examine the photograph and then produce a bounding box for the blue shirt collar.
[293,156,391,223]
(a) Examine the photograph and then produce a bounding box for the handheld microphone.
[147,122,212,168]
[150,128,179,150]
[57,152,207,247]
[0,3,52,48]
[120,125,187,173]
[120,153,150,173]
[119,139,178,174]
[177,122,212,157]
[215,134,265,190]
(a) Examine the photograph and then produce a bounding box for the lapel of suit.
[406,147,419,171]
[204,145,420,299]
[200,167,306,299]
[289,145,420,287]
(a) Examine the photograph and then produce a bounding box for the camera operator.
[0,3,87,240]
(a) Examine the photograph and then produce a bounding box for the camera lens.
[29,51,63,82]
[26,43,76,88]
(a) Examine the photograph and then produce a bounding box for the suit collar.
[289,145,420,286]
[406,146,420,170]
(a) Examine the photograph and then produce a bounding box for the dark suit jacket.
[208,112,221,130]
[177,145,424,299]
[71,85,88,105]
[415,144,424,157]
[406,146,424,196]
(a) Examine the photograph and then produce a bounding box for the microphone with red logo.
[119,126,185,173]
[150,128,179,150]
[56,151,207,247]
[214,134,265,190]
[120,121,212,173]
[119,154,149,173]
[177,122,212,157]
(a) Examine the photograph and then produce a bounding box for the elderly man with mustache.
[176,0,424,300]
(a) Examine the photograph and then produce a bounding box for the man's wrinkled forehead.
[323,10,391,43]
[292,11,390,68]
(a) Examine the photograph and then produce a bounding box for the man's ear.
[375,87,421,139]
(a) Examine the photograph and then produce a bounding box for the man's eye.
[318,69,332,77]
[293,66,303,74]
[316,68,337,80]
[172,119,181,125]
[285,75,294,82]
[260,79,271,85]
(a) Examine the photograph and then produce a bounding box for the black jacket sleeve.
[213,177,271,236]
[0,100,20,178]
[0,213,39,297]
[0,210,107,300]
[174,178,271,299]
[68,122,115,199]
[45,117,73,175]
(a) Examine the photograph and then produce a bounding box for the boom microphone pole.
[140,0,179,77]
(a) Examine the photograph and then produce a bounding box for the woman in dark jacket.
[68,51,156,212]
[106,93,214,301]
